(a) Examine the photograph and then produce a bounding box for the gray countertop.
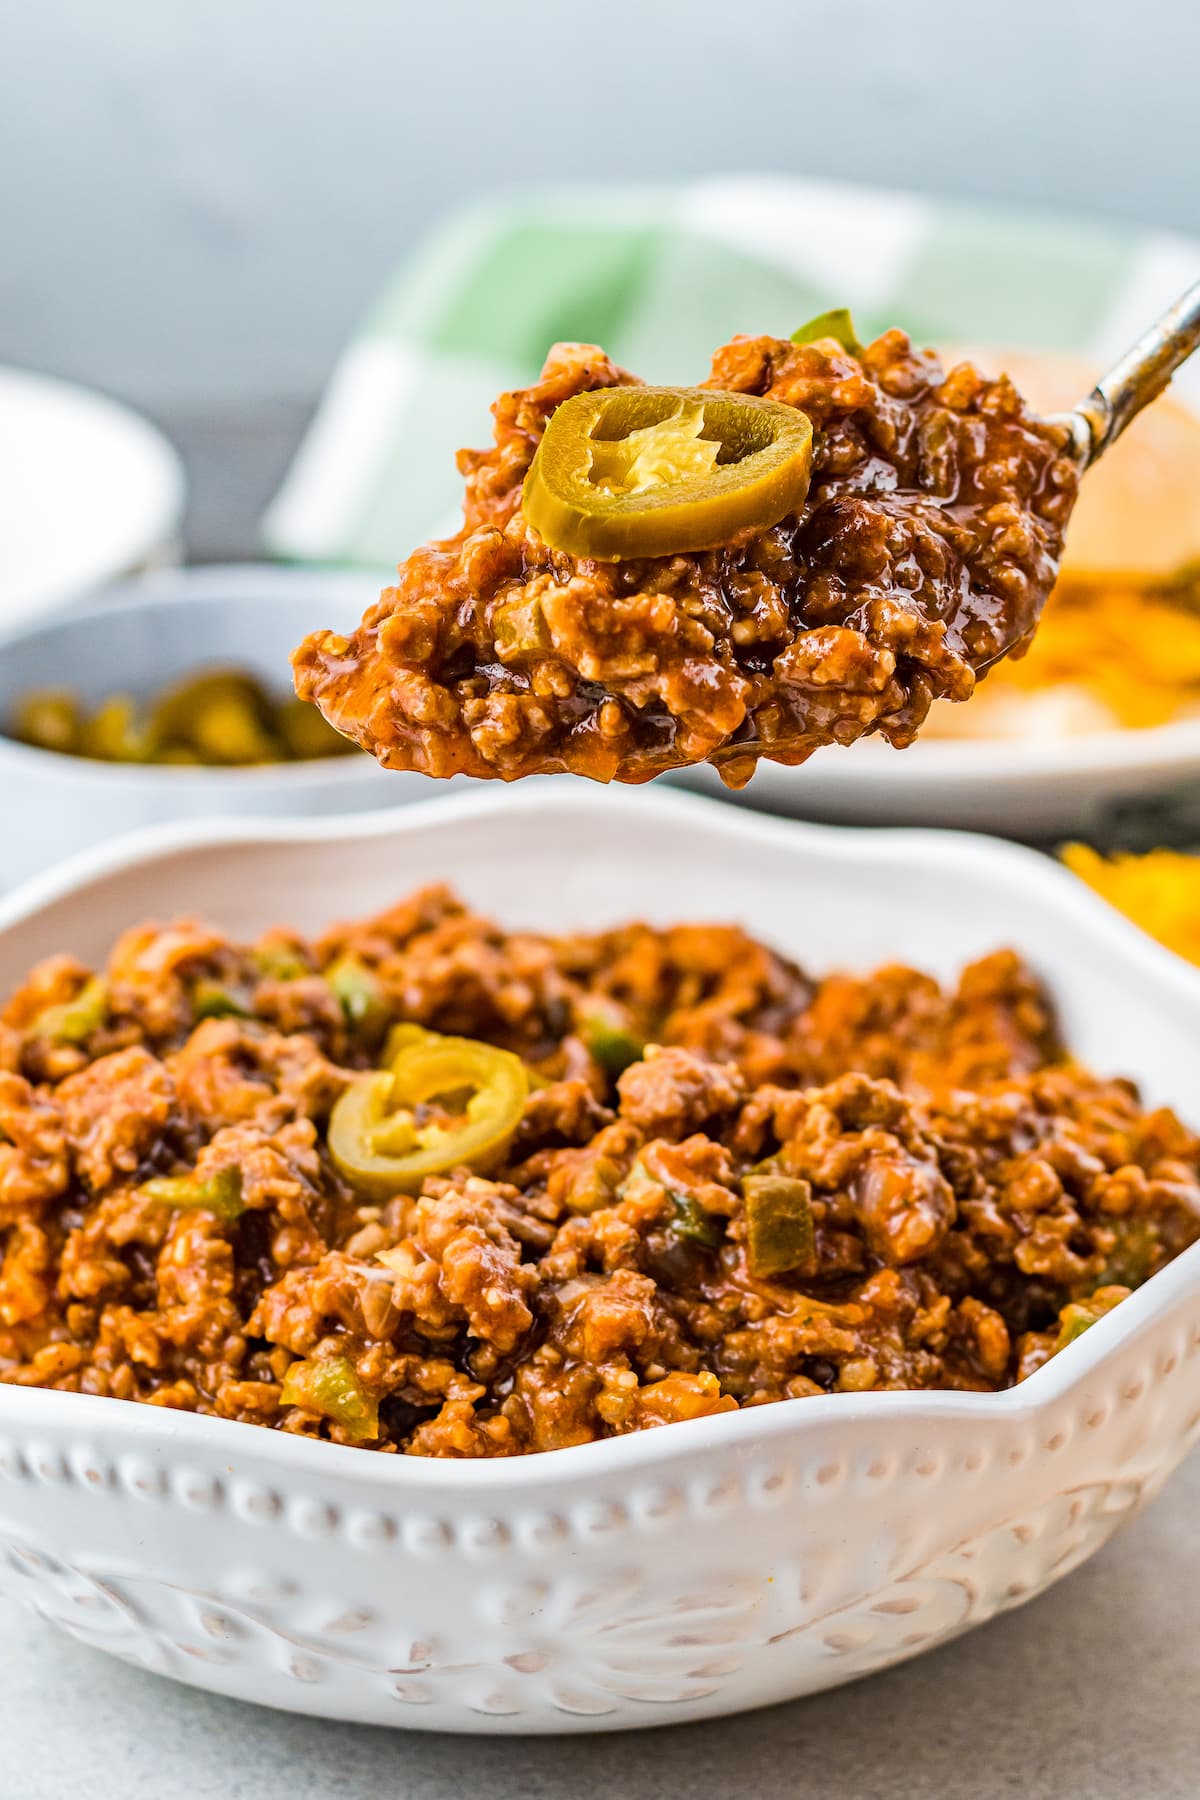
[3,1447,1197,1800]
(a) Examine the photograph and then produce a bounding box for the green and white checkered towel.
[262,176,1200,569]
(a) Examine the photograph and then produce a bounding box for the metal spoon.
[1057,278,1200,467]
[705,285,1200,773]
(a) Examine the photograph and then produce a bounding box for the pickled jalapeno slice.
[522,385,814,561]
[328,1031,529,1198]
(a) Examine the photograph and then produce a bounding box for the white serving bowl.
[0,787,1197,1734]
[0,565,449,888]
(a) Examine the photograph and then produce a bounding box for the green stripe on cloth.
[890,208,1135,349]
[430,222,661,367]
[346,352,516,566]
[610,232,828,382]
[363,204,509,343]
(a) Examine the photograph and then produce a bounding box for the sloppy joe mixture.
[2,888,1195,1458]
[293,321,1079,788]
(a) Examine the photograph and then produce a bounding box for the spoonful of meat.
[293,284,1200,790]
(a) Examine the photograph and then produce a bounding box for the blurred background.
[3,0,1197,558]
[4,0,1200,890]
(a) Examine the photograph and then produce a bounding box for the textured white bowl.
[0,787,1198,1734]
[0,565,443,888]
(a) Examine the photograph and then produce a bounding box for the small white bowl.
[0,565,449,888]
[0,787,1197,1733]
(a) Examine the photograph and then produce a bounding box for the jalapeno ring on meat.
[328,1031,529,1197]
[522,385,814,562]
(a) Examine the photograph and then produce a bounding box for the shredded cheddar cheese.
[929,570,1200,739]
[1062,844,1200,965]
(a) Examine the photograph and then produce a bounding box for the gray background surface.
[2,4,1199,1793]
[3,0,1199,413]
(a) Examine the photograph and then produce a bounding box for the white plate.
[0,367,185,632]
[676,718,1200,837]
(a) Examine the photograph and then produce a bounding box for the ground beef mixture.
[2,891,1194,1458]
[293,333,1080,788]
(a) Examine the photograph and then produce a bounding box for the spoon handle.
[1063,278,1200,467]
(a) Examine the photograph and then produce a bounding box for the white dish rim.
[1,782,1196,1489]
[798,715,1200,788]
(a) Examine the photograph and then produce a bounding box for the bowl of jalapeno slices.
[0,564,446,888]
